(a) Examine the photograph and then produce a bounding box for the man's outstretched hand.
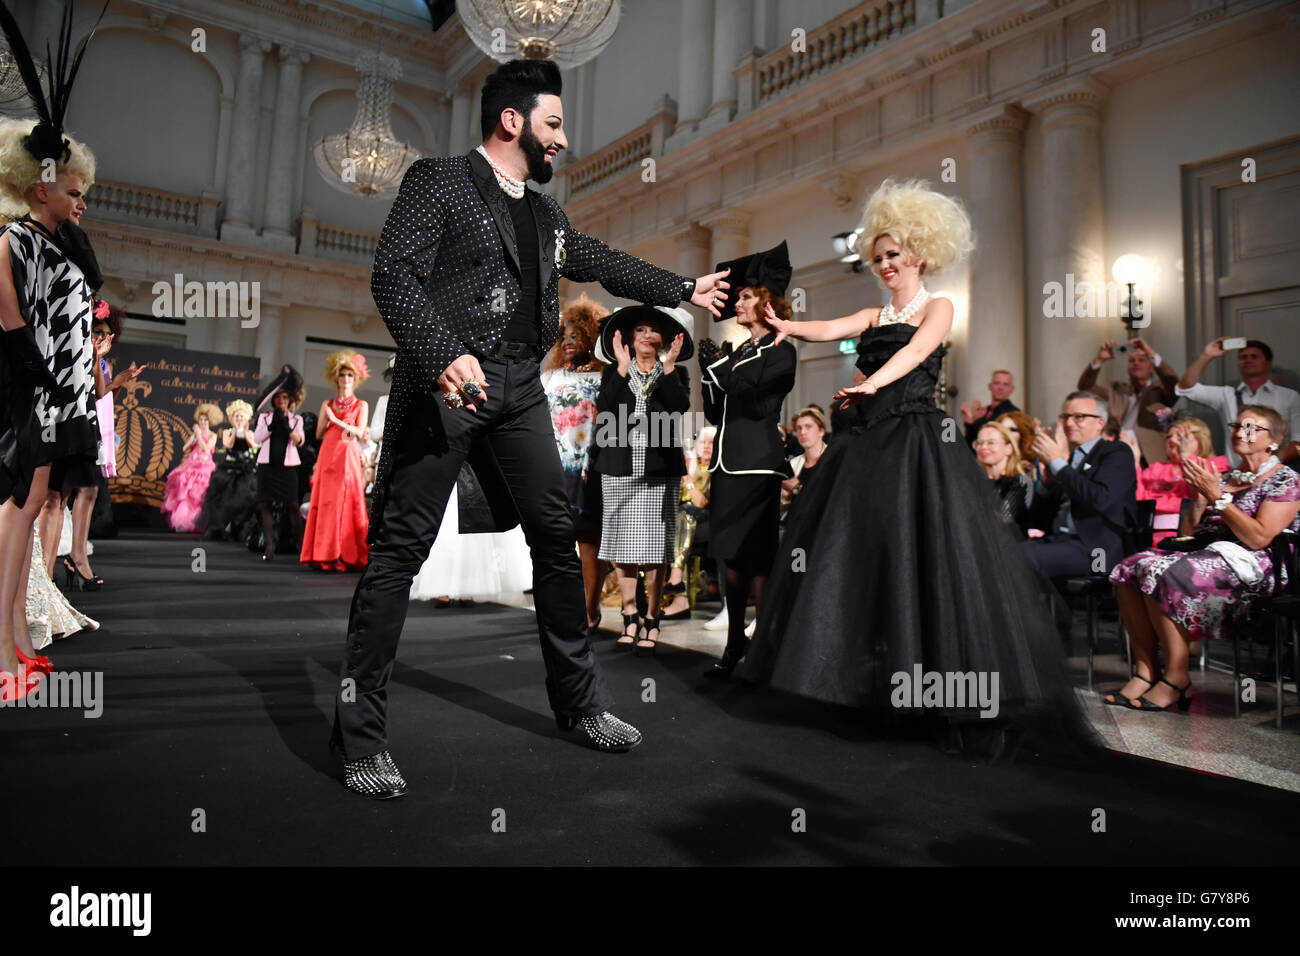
[690,269,732,318]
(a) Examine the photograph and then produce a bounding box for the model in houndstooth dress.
[599,363,678,564]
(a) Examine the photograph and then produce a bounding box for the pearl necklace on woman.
[1226,455,1279,485]
[878,286,930,325]
[476,145,525,199]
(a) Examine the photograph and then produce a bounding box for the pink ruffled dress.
[160,431,217,532]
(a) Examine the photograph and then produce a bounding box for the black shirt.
[503,192,541,344]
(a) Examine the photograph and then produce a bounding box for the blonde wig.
[325,349,369,385]
[225,400,253,425]
[0,117,96,221]
[858,178,974,282]
[195,402,224,426]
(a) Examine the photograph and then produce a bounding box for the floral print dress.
[1110,466,1300,640]
[541,364,602,536]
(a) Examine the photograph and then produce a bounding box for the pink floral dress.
[1110,466,1300,639]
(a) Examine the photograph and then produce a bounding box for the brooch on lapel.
[554,229,566,268]
[1083,463,1093,472]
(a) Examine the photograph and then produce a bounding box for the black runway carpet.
[5,532,1299,867]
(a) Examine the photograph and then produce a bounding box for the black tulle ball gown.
[739,322,1075,726]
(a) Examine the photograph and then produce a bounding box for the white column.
[667,0,714,146]
[222,34,270,245]
[255,304,284,377]
[211,94,234,193]
[263,45,310,252]
[700,210,751,346]
[1022,79,1108,417]
[700,0,749,134]
[448,88,470,156]
[673,224,714,428]
[964,105,1028,410]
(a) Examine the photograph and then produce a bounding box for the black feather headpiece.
[0,0,108,162]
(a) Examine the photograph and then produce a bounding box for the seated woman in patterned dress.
[1107,405,1300,711]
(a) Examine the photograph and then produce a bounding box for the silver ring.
[459,379,482,398]
[442,391,464,409]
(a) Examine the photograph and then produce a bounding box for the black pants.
[332,356,613,759]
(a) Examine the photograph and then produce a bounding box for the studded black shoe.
[554,710,643,752]
[341,750,408,799]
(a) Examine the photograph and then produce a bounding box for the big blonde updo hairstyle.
[0,118,96,221]
[858,178,974,285]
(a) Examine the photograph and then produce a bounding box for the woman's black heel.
[636,616,659,654]
[616,612,639,647]
[61,556,99,592]
[1136,679,1193,712]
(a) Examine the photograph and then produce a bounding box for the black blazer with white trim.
[700,331,797,476]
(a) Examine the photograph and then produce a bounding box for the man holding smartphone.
[1176,337,1300,465]
[1078,337,1179,465]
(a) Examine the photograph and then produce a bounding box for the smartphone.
[1222,337,1247,350]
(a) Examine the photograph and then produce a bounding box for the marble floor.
[497,592,1300,794]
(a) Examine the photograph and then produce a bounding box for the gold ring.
[442,391,464,409]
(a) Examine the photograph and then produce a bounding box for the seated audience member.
[1176,337,1300,465]
[1106,405,1300,711]
[662,427,715,621]
[780,406,829,519]
[996,410,1036,466]
[1137,418,1229,545]
[1079,337,1178,466]
[1024,391,1138,579]
[961,369,1019,445]
[974,421,1032,536]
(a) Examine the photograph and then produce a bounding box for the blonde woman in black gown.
[740,180,1075,750]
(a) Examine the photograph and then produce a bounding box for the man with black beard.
[332,59,732,798]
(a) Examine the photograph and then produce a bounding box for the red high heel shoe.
[1,666,41,702]
[15,646,53,675]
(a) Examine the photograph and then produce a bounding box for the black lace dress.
[199,432,258,539]
[739,323,1073,721]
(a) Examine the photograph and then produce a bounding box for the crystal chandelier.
[314,52,421,200]
[0,47,46,106]
[458,0,622,70]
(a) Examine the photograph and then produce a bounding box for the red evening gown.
[300,397,370,571]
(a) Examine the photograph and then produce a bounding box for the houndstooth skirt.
[598,474,678,564]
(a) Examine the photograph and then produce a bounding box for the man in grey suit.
[332,59,731,798]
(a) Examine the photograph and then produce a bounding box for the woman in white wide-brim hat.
[590,305,694,653]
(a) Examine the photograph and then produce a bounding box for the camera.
[1114,344,1129,354]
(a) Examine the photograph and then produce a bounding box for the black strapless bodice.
[843,323,946,427]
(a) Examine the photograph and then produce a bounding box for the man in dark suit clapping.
[1025,391,1138,579]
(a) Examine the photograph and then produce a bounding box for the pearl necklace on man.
[878,286,930,325]
[476,145,525,199]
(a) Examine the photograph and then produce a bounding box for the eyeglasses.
[1058,413,1104,423]
[972,440,1007,448]
[1228,422,1272,437]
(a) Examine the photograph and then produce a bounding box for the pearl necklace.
[476,145,525,199]
[1226,455,1279,485]
[878,286,929,325]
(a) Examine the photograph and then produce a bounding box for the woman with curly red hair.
[541,294,608,635]
[300,349,370,571]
